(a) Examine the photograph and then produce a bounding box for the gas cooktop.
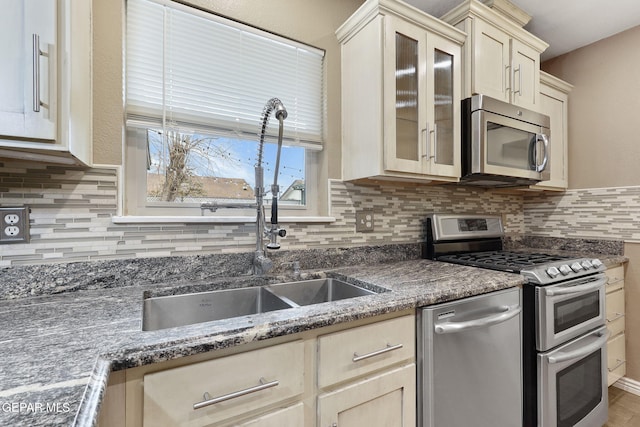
[436,250,569,273]
[423,214,606,285]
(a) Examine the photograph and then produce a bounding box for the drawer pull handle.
[352,343,403,363]
[193,378,279,410]
[608,359,626,372]
[607,312,625,322]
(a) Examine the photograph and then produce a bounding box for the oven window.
[554,291,600,334]
[556,350,603,427]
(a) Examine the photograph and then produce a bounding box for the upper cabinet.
[441,0,548,112]
[0,0,57,141]
[337,0,466,183]
[532,72,573,191]
[0,0,92,165]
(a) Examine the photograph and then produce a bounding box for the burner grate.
[437,251,568,273]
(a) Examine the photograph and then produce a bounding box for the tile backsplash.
[0,162,526,267]
[524,186,640,241]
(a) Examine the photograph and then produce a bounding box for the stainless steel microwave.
[461,94,550,187]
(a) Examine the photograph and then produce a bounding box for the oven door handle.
[434,304,521,334]
[548,329,610,364]
[544,277,607,296]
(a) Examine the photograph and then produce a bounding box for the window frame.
[121,0,326,221]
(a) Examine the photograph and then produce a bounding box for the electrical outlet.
[0,206,30,244]
[355,210,374,232]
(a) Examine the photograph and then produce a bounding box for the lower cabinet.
[605,264,626,386]
[234,403,304,427]
[318,364,415,427]
[317,315,416,427]
[99,312,416,427]
[142,341,305,426]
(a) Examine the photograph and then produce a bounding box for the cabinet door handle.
[513,64,522,95]
[608,359,626,372]
[607,312,625,322]
[429,123,438,162]
[193,378,279,410]
[505,64,511,93]
[352,343,403,362]
[32,33,43,112]
[421,122,430,159]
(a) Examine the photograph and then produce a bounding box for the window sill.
[111,215,336,224]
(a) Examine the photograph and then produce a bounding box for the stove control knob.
[559,264,572,275]
[546,266,560,278]
[581,260,593,270]
[592,259,603,268]
[570,262,583,272]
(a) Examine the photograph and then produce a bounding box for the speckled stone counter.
[0,241,626,426]
[0,257,525,427]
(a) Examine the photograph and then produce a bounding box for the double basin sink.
[142,278,380,331]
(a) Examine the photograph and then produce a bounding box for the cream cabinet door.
[606,288,625,338]
[383,14,428,175]
[472,19,540,111]
[318,364,416,427]
[382,15,461,179]
[0,0,56,141]
[533,72,572,190]
[472,19,511,103]
[511,38,540,110]
[608,333,626,386]
[425,32,461,179]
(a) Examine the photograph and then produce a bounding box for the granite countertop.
[0,248,626,427]
[0,258,526,427]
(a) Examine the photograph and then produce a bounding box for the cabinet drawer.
[143,341,304,427]
[606,265,625,293]
[607,333,626,387]
[317,315,415,388]
[606,288,625,337]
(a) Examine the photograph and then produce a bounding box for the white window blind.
[125,0,325,148]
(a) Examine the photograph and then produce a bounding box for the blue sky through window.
[147,130,305,201]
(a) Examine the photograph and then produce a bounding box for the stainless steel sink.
[142,286,292,331]
[266,278,376,306]
[142,278,380,331]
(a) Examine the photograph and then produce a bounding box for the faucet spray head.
[274,102,288,121]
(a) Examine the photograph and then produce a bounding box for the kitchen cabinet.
[0,0,56,141]
[317,365,415,427]
[142,341,305,426]
[531,72,573,190]
[98,311,416,427]
[0,0,92,165]
[336,0,466,183]
[441,0,548,112]
[317,315,416,426]
[605,264,626,386]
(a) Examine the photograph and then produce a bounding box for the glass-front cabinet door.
[426,33,460,178]
[383,15,460,179]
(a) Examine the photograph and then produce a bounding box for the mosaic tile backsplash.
[524,186,640,241]
[0,162,527,267]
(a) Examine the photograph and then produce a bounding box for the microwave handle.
[535,133,549,172]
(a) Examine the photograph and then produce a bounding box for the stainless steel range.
[422,214,609,427]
